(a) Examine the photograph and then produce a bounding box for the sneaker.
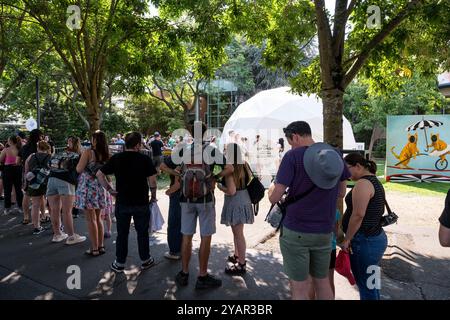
[164,252,181,260]
[141,257,155,270]
[225,262,247,276]
[3,208,11,215]
[175,271,189,286]
[33,226,45,235]
[65,234,87,245]
[52,233,69,243]
[112,216,117,223]
[195,274,222,290]
[110,261,125,273]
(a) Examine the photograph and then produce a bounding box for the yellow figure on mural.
[391,132,420,169]
[428,133,449,165]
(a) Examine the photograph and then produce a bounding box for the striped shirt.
[343,175,385,236]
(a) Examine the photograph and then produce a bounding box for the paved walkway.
[0,192,449,300]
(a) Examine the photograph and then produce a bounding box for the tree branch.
[343,0,423,88]
[314,0,335,89]
[71,88,90,129]
[332,0,348,54]
[149,77,177,114]
[0,46,52,104]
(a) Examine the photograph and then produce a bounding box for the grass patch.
[373,158,449,196]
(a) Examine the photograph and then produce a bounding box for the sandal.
[227,254,239,264]
[40,216,51,224]
[85,249,100,257]
[99,246,106,255]
[21,219,30,225]
[225,262,246,275]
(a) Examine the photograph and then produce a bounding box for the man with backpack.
[269,121,350,300]
[163,122,233,289]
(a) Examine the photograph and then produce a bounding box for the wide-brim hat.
[303,142,344,189]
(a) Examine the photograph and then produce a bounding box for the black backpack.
[29,154,51,190]
[244,163,265,215]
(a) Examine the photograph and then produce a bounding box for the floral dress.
[75,168,107,210]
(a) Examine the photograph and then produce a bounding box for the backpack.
[244,163,265,215]
[49,152,80,184]
[28,154,51,190]
[180,162,213,201]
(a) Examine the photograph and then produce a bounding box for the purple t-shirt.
[276,146,351,234]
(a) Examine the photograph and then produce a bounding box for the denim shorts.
[279,226,332,281]
[180,202,216,237]
[46,177,75,196]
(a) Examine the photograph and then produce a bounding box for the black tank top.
[343,175,385,236]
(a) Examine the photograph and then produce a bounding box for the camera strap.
[384,197,394,215]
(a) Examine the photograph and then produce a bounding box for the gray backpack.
[180,162,213,201]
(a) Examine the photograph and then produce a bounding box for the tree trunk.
[322,88,344,149]
[183,108,191,131]
[368,126,386,159]
[86,98,101,135]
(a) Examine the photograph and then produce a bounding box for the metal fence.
[54,143,153,158]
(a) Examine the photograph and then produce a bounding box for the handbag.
[265,185,316,231]
[381,198,398,227]
[244,163,265,215]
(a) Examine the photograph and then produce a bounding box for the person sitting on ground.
[439,189,450,247]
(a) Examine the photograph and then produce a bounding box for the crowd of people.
[1,121,449,300]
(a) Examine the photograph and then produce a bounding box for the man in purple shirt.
[269,121,350,300]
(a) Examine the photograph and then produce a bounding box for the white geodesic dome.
[219,87,357,184]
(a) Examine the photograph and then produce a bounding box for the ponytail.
[365,159,377,174]
[344,152,377,174]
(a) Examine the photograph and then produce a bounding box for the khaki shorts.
[180,202,216,237]
[279,227,332,281]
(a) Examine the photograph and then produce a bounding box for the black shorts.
[329,249,337,269]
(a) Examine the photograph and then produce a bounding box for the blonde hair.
[37,141,51,153]
[226,143,247,189]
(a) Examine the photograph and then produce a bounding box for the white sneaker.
[164,252,181,260]
[52,233,69,243]
[65,234,87,245]
[3,208,11,215]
